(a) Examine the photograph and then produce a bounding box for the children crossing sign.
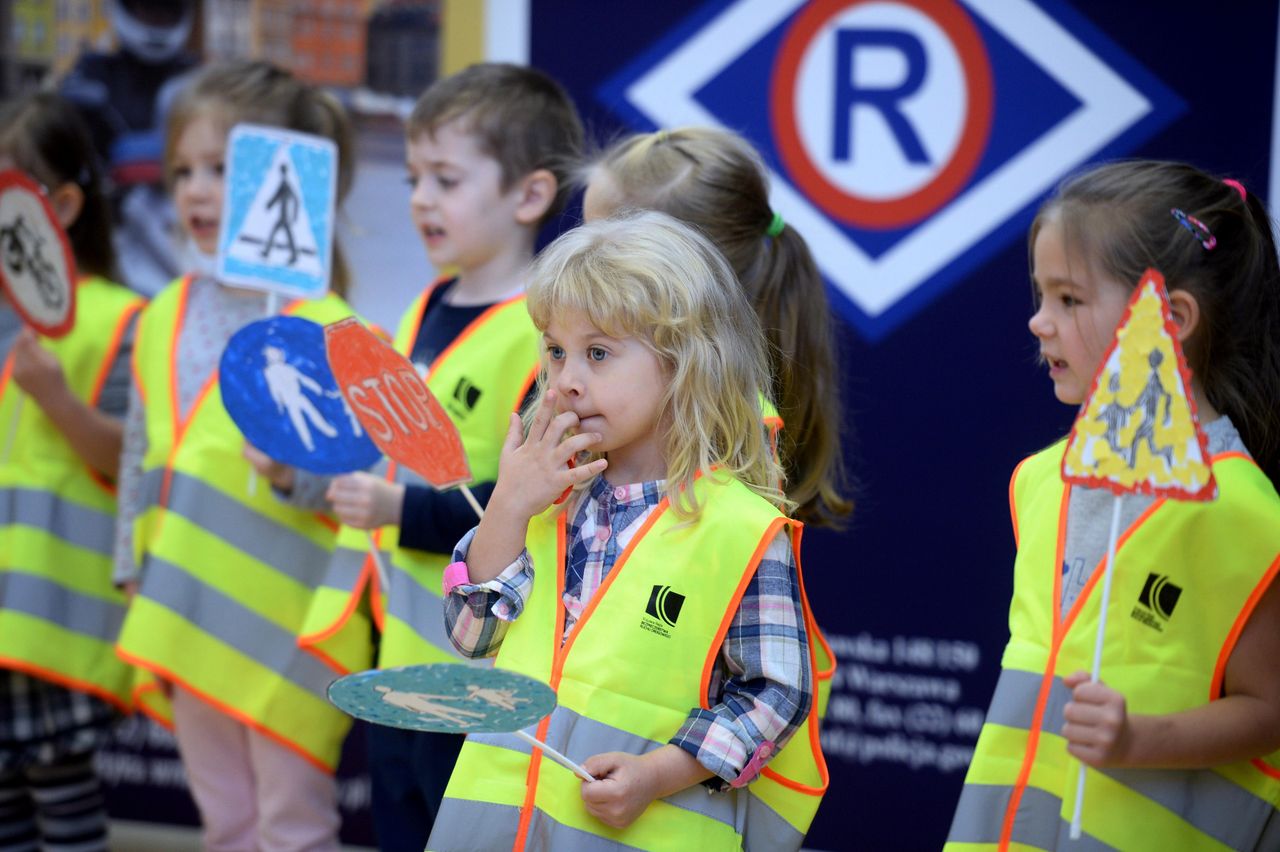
[216,124,337,298]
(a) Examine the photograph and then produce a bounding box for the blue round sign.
[220,315,382,474]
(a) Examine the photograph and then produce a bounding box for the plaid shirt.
[0,669,117,773]
[444,475,812,788]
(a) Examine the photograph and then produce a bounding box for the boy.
[297,63,583,851]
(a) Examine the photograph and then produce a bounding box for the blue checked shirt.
[444,475,812,788]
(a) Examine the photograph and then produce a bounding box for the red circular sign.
[0,169,77,337]
[770,0,993,230]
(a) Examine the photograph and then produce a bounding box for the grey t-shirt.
[1060,415,1247,614]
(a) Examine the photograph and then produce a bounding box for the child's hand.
[243,443,296,493]
[326,472,404,529]
[10,328,67,406]
[580,751,659,829]
[491,390,605,520]
[1062,670,1134,767]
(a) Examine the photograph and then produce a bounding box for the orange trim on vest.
[0,655,131,714]
[298,564,372,672]
[116,646,333,774]
[1008,454,1030,550]
[130,679,173,730]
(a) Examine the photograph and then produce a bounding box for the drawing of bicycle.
[0,215,66,311]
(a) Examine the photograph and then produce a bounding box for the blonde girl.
[581,126,851,528]
[112,60,358,852]
[431,211,828,851]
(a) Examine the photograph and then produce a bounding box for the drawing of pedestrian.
[1127,349,1174,469]
[262,163,299,264]
[262,345,337,451]
[374,685,488,727]
[1094,373,1133,456]
[464,685,530,712]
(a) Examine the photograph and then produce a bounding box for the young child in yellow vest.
[0,91,144,852]
[111,60,361,852]
[431,210,828,851]
[946,161,1280,850]
[293,63,583,852]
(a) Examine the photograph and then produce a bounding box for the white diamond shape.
[625,0,1152,320]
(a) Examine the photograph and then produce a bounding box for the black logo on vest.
[641,585,685,638]
[1130,573,1182,632]
[447,377,482,419]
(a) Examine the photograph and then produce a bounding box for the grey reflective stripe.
[1103,766,1278,850]
[384,561,455,656]
[525,809,648,851]
[140,469,329,587]
[0,571,125,643]
[141,556,337,696]
[947,783,1113,850]
[743,793,803,852]
[0,487,115,557]
[982,667,1070,733]
[428,796,520,851]
[321,547,367,592]
[980,668,1280,847]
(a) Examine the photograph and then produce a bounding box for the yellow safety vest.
[115,276,357,770]
[432,474,829,851]
[0,277,143,709]
[946,440,1280,851]
[299,278,540,672]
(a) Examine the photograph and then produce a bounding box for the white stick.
[2,396,21,463]
[367,532,391,592]
[513,728,595,782]
[1070,495,1123,840]
[460,484,484,520]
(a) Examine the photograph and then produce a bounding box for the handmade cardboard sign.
[0,170,75,337]
[1061,268,1216,500]
[216,124,337,298]
[328,663,555,734]
[324,317,472,489]
[221,316,381,473]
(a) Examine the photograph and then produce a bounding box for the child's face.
[171,114,226,255]
[544,308,669,484]
[1029,217,1131,405]
[405,121,526,273]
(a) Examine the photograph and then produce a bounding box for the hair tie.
[1223,178,1247,201]
[1171,207,1216,251]
[765,211,785,238]
[653,128,670,144]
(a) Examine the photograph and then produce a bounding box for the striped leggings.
[0,754,106,852]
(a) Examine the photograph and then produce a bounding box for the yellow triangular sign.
[1061,268,1216,500]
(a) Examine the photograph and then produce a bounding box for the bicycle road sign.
[0,169,75,338]
[216,124,337,299]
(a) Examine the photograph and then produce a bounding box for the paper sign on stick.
[324,317,471,489]
[0,170,76,337]
[216,124,337,299]
[1061,268,1216,501]
[220,316,382,474]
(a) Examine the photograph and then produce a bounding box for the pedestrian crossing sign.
[216,124,337,298]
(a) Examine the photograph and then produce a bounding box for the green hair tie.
[766,211,785,238]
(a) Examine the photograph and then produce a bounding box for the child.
[111,60,359,852]
[297,63,583,851]
[581,126,851,528]
[946,161,1280,850]
[430,211,828,851]
[0,92,145,852]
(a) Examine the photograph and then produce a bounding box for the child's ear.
[514,169,557,226]
[1167,288,1202,342]
[48,182,85,230]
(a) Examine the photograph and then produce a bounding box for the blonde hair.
[526,210,787,520]
[583,126,851,527]
[164,59,356,295]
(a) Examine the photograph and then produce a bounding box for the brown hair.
[407,63,583,223]
[0,92,117,280]
[165,59,355,295]
[584,127,852,527]
[1031,159,1280,487]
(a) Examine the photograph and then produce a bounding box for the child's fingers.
[1062,670,1092,689]
[568,458,608,484]
[561,431,602,459]
[501,413,525,455]
[525,390,559,442]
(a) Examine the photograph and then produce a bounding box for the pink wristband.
[442,561,470,596]
[730,741,776,788]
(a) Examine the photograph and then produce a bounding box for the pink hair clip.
[1171,208,1216,251]
[1223,178,1247,201]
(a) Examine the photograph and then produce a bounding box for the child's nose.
[554,363,583,397]
[1028,306,1052,339]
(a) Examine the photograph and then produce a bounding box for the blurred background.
[4,2,1278,850]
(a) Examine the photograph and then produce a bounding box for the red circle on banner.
[0,169,77,337]
[324,317,472,489]
[770,0,993,230]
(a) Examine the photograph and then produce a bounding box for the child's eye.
[213,162,224,177]
[172,165,191,181]
[546,344,564,360]
[1060,294,1080,308]
[588,347,608,362]
[404,173,418,189]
